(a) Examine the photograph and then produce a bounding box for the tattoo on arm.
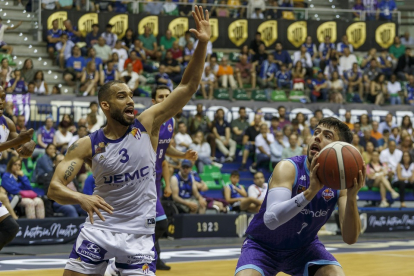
[67,142,78,154]
[64,161,77,181]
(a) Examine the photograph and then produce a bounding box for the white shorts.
[65,227,156,276]
[0,202,9,217]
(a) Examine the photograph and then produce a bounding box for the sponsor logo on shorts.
[145,217,156,228]
[142,263,150,274]
[322,188,335,202]
[77,240,107,261]
[301,208,330,217]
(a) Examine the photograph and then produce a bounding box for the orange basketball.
[316,142,364,190]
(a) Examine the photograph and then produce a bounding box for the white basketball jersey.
[0,116,10,158]
[85,119,156,234]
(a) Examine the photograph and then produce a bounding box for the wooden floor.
[1,250,413,276]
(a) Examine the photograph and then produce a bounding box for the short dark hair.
[291,118,299,125]
[151,85,171,100]
[400,151,413,165]
[90,101,98,108]
[271,116,279,122]
[178,121,186,127]
[231,170,240,177]
[98,80,125,104]
[46,143,56,150]
[255,31,261,36]
[314,109,323,115]
[317,117,353,143]
[92,23,99,28]
[239,107,246,112]
[277,105,286,111]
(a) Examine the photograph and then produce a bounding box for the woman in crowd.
[240,45,251,62]
[401,115,413,135]
[80,61,99,96]
[362,141,375,164]
[366,150,400,207]
[359,114,372,132]
[190,131,222,173]
[33,70,49,95]
[1,58,14,85]
[111,52,120,72]
[121,28,136,51]
[61,114,76,133]
[53,121,73,153]
[328,71,344,103]
[291,60,306,90]
[399,134,413,153]
[393,152,414,208]
[368,73,386,105]
[32,144,56,183]
[295,112,308,132]
[21,58,35,83]
[352,133,364,154]
[1,157,45,219]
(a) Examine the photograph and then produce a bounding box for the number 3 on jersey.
[119,148,130,163]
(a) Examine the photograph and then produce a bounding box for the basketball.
[316,142,364,190]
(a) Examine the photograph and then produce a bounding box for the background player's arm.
[162,160,172,197]
[337,167,365,245]
[138,7,210,134]
[166,145,198,161]
[48,138,113,223]
[5,117,36,158]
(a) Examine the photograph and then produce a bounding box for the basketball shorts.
[235,237,340,276]
[66,227,156,276]
[156,198,166,222]
[0,202,9,217]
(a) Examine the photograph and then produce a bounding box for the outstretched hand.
[190,6,211,43]
[184,149,198,161]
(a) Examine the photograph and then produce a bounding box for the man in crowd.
[281,133,302,159]
[231,107,250,146]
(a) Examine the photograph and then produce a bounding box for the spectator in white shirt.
[401,31,414,46]
[112,40,128,71]
[379,140,403,177]
[250,123,275,173]
[248,172,268,203]
[339,47,357,73]
[121,63,140,91]
[53,121,74,153]
[42,0,56,10]
[378,113,397,134]
[101,24,118,48]
[324,58,343,80]
[270,131,285,167]
[293,45,313,69]
[190,131,222,173]
[175,122,193,152]
[281,133,303,159]
[199,66,216,100]
[194,39,213,61]
[387,74,402,105]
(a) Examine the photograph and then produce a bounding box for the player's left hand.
[189,6,211,43]
[347,164,366,199]
[184,149,198,161]
[16,140,36,158]
[164,185,172,198]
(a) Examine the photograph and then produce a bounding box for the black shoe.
[156,259,171,270]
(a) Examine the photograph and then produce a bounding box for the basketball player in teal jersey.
[48,6,211,276]
[0,86,37,249]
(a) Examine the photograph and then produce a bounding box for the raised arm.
[166,144,198,161]
[47,138,113,223]
[138,6,211,134]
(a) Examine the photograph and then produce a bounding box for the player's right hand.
[17,129,34,144]
[79,194,114,224]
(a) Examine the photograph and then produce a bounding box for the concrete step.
[0,20,37,30]
[12,45,49,58]
[13,56,60,71]
[0,9,35,20]
[4,33,41,45]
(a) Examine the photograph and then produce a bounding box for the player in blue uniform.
[0,86,37,249]
[151,85,198,270]
[235,117,366,276]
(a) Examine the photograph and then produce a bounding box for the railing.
[33,0,401,22]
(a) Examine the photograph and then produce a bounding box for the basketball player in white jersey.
[0,86,37,249]
[47,6,211,276]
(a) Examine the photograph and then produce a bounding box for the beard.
[110,107,133,126]
[306,145,312,163]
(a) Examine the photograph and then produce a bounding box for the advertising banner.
[42,11,397,51]
[362,211,414,233]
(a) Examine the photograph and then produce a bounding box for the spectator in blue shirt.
[32,144,56,183]
[275,63,292,89]
[257,54,277,88]
[353,0,365,20]
[404,74,414,105]
[155,64,173,91]
[377,0,397,21]
[7,69,26,94]
[63,46,86,86]
[85,48,103,71]
[302,36,319,68]
[47,19,63,62]
[63,20,82,44]
[33,117,56,158]
[2,157,45,219]
[56,33,75,69]
[318,36,335,71]
[345,63,364,101]
[308,71,328,102]
[212,109,236,162]
[85,24,100,49]
[273,42,292,70]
